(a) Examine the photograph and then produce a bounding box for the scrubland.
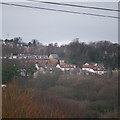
[2,71,119,118]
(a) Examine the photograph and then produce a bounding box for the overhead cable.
[27,0,120,12]
[0,2,119,19]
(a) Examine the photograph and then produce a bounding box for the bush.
[2,81,65,118]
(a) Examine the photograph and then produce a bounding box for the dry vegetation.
[2,71,119,118]
[2,81,65,118]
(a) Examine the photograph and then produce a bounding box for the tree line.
[2,37,119,69]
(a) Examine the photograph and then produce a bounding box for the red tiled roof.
[83,65,97,69]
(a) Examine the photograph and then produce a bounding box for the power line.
[27,0,120,12]
[0,2,119,19]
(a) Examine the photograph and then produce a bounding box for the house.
[49,58,58,64]
[30,55,37,59]
[18,54,27,59]
[33,55,49,65]
[0,56,7,60]
[36,55,49,64]
[28,55,49,65]
[49,54,59,59]
[82,63,105,75]
[82,63,98,71]
[37,55,48,60]
[8,56,13,59]
[83,63,104,71]
[56,63,76,71]
[12,54,18,59]
[13,55,17,59]
[59,58,65,63]
[18,56,23,59]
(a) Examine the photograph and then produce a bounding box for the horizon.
[1,37,119,46]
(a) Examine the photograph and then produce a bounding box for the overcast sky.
[1,1,118,45]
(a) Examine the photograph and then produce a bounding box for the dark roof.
[83,65,97,69]
[59,57,64,60]
[49,54,59,59]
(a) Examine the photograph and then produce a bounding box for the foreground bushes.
[2,72,119,118]
[3,81,88,118]
[2,82,65,118]
[27,72,118,118]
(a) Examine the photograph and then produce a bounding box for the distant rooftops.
[7,54,49,60]
[83,63,104,71]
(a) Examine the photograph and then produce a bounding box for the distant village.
[1,53,106,77]
[1,38,117,79]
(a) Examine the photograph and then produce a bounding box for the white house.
[82,63,105,75]
[13,55,17,59]
[56,63,76,71]
[8,56,13,59]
